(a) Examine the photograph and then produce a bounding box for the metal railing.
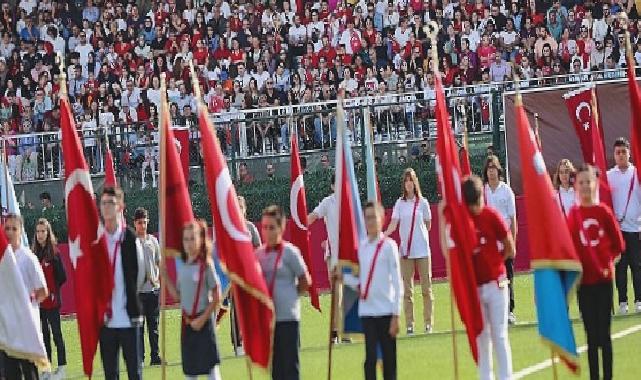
[0,67,631,184]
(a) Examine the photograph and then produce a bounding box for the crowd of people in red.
[0,0,638,180]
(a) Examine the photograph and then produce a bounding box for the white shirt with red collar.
[358,234,403,317]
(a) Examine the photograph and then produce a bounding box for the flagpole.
[327,274,337,380]
[427,21,460,379]
[1,120,9,219]
[551,352,559,380]
[533,113,542,150]
[158,72,168,380]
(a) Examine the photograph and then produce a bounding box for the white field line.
[513,324,641,379]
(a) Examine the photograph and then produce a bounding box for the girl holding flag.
[384,168,433,334]
[256,205,310,380]
[567,164,623,380]
[553,159,577,217]
[162,220,222,380]
[33,218,67,380]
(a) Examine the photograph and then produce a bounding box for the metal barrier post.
[491,89,502,151]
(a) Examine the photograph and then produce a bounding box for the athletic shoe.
[425,325,433,334]
[619,302,629,315]
[150,357,163,366]
[340,337,352,344]
[235,346,245,356]
[40,372,51,380]
[53,366,66,379]
[330,330,339,344]
[635,301,641,313]
[406,326,414,335]
[508,312,517,325]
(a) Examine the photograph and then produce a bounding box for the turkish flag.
[60,96,113,377]
[460,146,472,176]
[563,87,612,208]
[626,50,641,181]
[104,147,117,188]
[173,127,191,183]
[197,104,274,368]
[434,73,483,363]
[159,95,194,253]
[289,136,320,311]
[515,94,582,372]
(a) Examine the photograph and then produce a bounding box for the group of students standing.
[3,138,641,380]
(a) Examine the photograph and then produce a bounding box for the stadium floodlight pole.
[427,20,460,380]
[188,60,255,380]
[158,71,168,380]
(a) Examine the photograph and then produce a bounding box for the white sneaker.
[635,301,641,313]
[508,312,517,325]
[53,365,66,380]
[619,302,629,315]
[40,372,51,380]
[425,325,433,334]
[235,346,245,356]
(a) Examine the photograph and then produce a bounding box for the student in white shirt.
[308,174,345,342]
[553,159,577,218]
[606,137,641,314]
[358,201,402,380]
[2,214,48,380]
[384,168,433,334]
[482,155,518,324]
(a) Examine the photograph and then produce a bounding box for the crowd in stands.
[0,0,638,181]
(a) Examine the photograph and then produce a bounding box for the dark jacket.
[120,227,143,321]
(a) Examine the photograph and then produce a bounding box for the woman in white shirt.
[483,155,518,324]
[384,168,433,334]
[553,158,577,218]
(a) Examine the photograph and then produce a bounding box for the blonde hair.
[401,168,423,200]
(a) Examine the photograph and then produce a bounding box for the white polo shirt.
[14,245,47,314]
[358,235,403,317]
[607,164,641,232]
[484,181,516,228]
[391,197,431,259]
[557,186,576,217]
[312,193,338,267]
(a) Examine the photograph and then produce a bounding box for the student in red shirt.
[461,175,515,380]
[33,218,67,379]
[567,164,624,380]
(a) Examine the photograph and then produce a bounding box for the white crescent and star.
[69,236,82,269]
[215,168,251,242]
[64,169,95,205]
[290,175,308,231]
[579,219,604,247]
[575,101,591,131]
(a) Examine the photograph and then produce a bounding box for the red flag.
[460,146,472,176]
[197,104,274,368]
[289,136,320,311]
[563,87,612,207]
[104,147,117,188]
[173,127,191,183]
[159,90,194,253]
[60,96,113,377]
[515,93,582,372]
[434,74,483,363]
[626,48,641,181]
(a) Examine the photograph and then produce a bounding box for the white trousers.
[477,282,513,380]
[185,365,222,380]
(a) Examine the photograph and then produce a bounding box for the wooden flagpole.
[158,72,168,380]
[551,352,559,380]
[428,21,460,379]
[327,275,337,380]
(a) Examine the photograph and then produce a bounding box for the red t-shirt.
[471,207,509,285]
[477,45,497,69]
[567,205,624,285]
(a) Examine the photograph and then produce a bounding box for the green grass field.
[57,274,641,379]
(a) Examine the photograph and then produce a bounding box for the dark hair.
[330,173,336,186]
[5,213,23,227]
[134,207,148,220]
[180,219,212,263]
[32,218,58,262]
[363,200,384,215]
[462,175,484,206]
[576,163,600,178]
[614,137,630,149]
[482,155,504,183]
[101,186,124,202]
[39,192,52,201]
[262,205,286,228]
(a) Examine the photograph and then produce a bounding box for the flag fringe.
[539,336,581,374]
[0,343,50,371]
